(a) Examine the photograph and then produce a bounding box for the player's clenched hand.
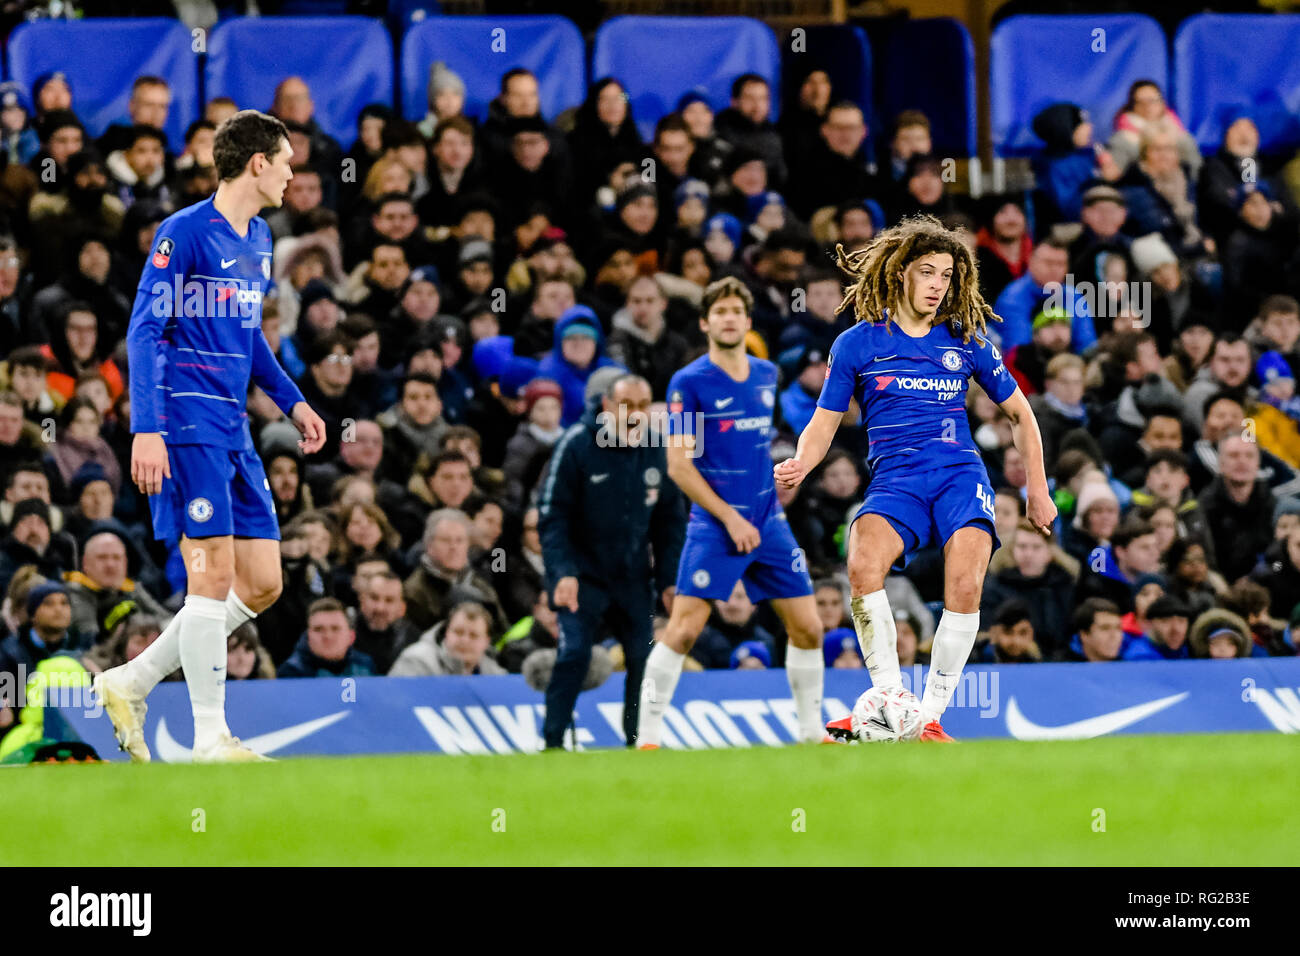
[554,576,579,613]
[724,512,761,554]
[291,402,327,455]
[131,433,170,495]
[773,457,806,489]
[1026,488,1058,537]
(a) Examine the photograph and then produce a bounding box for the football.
[851,687,925,742]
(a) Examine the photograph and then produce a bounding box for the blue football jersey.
[817,318,1018,476]
[667,354,780,528]
[126,196,304,450]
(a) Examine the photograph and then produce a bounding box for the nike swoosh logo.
[715,398,734,408]
[870,354,898,363]
[590,474,609,483]
[221,257,237,268]
[155,710,350,762]
[1005,692,1188,741]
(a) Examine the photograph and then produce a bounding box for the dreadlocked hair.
[834,214,1000,345]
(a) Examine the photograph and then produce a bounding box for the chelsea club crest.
[941,349,962,371]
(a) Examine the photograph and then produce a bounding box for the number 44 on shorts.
[975,484,995,520]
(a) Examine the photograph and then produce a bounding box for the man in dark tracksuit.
[539,374,685,748]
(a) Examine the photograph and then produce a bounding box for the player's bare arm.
[775,405,842,489]
[665,435,760,553]
[998,387,1057,536]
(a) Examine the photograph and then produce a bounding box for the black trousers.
[542,578,655,748]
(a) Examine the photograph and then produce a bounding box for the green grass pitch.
[3,733,1294,866]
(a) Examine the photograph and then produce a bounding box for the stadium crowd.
[2,50,1300,743]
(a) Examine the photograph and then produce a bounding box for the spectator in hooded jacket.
[1030,102,1122,225]
[537,306,623,426]
[104,124,171,211]
[1187,607,1252,659]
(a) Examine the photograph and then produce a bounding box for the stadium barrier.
[55,657,1300,760]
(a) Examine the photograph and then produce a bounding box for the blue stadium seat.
[399,15,584,123]
[1173,13,1300,155]
[5,17,199,151]
[874,18,976,161]
[780,24,873,135]
[592,16,781,142]
[991,14,1168,157]
[205,16,393,149]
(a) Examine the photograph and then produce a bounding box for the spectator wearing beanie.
[280,278,343,380]
[0,498,68,593]
[1064,476,1121,567]
[1123,594,1193,660]
[502,378,564,512]
[380,265,446,370]
[0,579,73,678]
[1129,231,1203,346]
[419,62,468,140]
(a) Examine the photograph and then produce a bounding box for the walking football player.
[775,216,1055,741]
[636,277,826,748]
[93,111,326,762]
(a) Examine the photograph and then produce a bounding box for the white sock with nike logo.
[178,594,231,752]
[122,590,258,697]
[636,642,685,747]
[921,609,981,725]
[850,590,902,690]
[784,644,825,741]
